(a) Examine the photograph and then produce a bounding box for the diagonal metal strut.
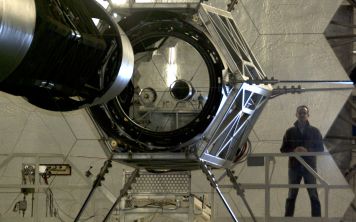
[200,161,239,222]
[103,169,140,222]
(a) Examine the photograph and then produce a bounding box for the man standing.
[280,105,324,217]
[197,93,205,109]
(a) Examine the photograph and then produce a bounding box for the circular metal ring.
[139,87,157,106]
[93,11,224,149]
[170,79,195,101]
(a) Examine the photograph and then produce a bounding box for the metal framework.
[201,161,239,222]
[198,83,270,168]
[218,152,352,222]
[79,3,354,221]
[198,4,267,81]
[196,3,272,168]
[81,3,272,222]
[119,170,193,222]
[103,169,140,222]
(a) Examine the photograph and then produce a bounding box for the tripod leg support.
[103,169,140,222]
[74,158,113,222]
[200,161,239,222]
[226,169,257,222]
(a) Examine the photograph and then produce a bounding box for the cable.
[51,192,96,221]
[2,193,22,215]
[235,138,252,164]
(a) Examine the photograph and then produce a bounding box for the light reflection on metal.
[96,0,110,8]
[108,0,201,10]
[0,0,36,81]
[91,21,134,106]
[166,46,178,86]
[198,84,271,168]
[110,0,128,6]
[0,0,134,111]
[166,64,178,87]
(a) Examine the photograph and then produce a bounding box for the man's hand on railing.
[294,146,308,152]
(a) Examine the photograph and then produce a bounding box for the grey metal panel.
[125,170,191,195]
[111,152,200,170]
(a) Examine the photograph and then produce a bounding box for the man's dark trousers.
[285,165,321,217]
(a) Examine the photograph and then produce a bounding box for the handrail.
[249,152,330,157]
[219,152,351,222]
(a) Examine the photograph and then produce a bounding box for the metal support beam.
[74,158,113,222]
[227,0,239,12]
[103,169,139,222]
[200,161,239,222]
[226,169,257,222]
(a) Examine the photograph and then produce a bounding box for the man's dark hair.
[296,105,309,113]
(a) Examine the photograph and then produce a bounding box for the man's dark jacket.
[280,121,324,169]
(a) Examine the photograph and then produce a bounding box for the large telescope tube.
[0,0,133,111]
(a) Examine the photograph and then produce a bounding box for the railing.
[218,152,352,222]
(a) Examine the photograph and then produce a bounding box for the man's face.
[296,107,309,123]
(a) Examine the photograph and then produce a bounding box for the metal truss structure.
[198,83,270,168]
[1,0,354,221]
[79,3,272,222]
[197,4,272,168]
[198,4,267,81]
